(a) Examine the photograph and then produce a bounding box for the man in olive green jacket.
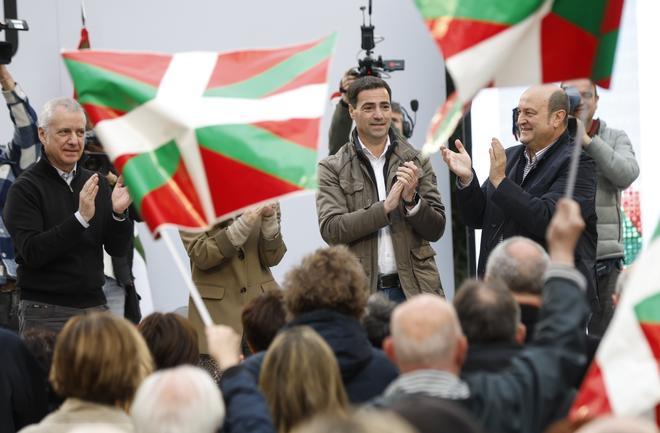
[316,77,445,302]
[180,204,286,353]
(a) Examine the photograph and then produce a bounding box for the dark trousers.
[19,300,108,336]
[0,286,19,331]
[588,258,622,337]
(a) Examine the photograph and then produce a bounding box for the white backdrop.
[0,0,455,313]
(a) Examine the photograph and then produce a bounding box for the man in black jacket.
[3,97,133,335]
[441,84,597,306]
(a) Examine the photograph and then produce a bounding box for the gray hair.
[485,236,549,295]
[390,294,462,368]
[131,365,225,433]
[38,97,86,132]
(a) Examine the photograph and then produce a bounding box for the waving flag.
[570,220,660,424]
[62,35,336,233]
[413,0,624,153]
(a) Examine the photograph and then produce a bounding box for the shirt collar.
[524,139,556,165]
[53,163,77,182]
[383,369,470,400]
[357,135,392,161]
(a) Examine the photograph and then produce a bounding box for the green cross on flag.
[62,35,336,233]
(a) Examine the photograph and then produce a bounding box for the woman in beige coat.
[180,203,286,354]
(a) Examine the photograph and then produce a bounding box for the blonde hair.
[260,326,348,433]
[50,312,154,406]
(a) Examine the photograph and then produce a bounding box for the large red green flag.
[570,220,660,424]
[413,0,624,153]
[62,35,336,233]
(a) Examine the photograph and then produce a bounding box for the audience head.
[22,327,57,374]
[50,312,153,407]
[260,326,348,433]
[241,290,287,353]
[131,365,225,433]
[362,292,397,349]
[384,294,466,374]
[389,396,485,433]
[284,245,368,319]
[485,236,549,296]
[292,410,416,433]
[138,312,199,370]
[453,278,525,345]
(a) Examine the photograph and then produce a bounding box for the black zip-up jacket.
[3,157,133,307]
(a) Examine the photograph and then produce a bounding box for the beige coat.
[181,217,286,353]
[19,398,134,433]
[316,132,446,298]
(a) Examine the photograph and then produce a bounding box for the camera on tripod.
[353,0,404,78]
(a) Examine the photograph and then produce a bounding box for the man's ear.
[38,127,47,146]
[349,104,356,121]
[382,336,396,363]
[515,323,527,345]
[553,110,567,128]
[454,334,468,369]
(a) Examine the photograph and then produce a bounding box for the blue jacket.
[243,309,399,403]
[220,365,275,433]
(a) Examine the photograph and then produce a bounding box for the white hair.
[38,97,86,132]
[485,236,549,295]
[131,365,225,433]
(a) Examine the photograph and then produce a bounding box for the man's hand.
[384,181,404,214]
[488,138,507,188]
[574,117,592,148]
[0,65,15,92]
[79,174,99,222]
[206,325,242,370]
[260,202,278,218]
[340,69,358,105]
[111,175,132,214]
[396,161,420,203]
[440,139,473,185]
[546,198,585,266]
[242,205,262,227]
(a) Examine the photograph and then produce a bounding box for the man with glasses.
[562,79,639,336]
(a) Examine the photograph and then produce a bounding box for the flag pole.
[160,230,214,327]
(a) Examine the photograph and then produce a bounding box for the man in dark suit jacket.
[441,84,597,310]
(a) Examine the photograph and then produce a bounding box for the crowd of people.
[0,58,653,433]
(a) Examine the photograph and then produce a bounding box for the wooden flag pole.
[160,229,214,327]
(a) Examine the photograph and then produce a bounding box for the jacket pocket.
[410,244,442,295]
[260,280,280,293]
[339,179,365,210]
[195,283,225,301]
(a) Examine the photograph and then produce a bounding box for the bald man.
[441,84,597,310]
[375,198,590,433]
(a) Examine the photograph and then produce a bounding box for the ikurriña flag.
[570,219,660,424]
[62,35,336,233]
[413,0,624,154]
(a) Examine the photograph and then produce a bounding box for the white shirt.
[357,136,420,276]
